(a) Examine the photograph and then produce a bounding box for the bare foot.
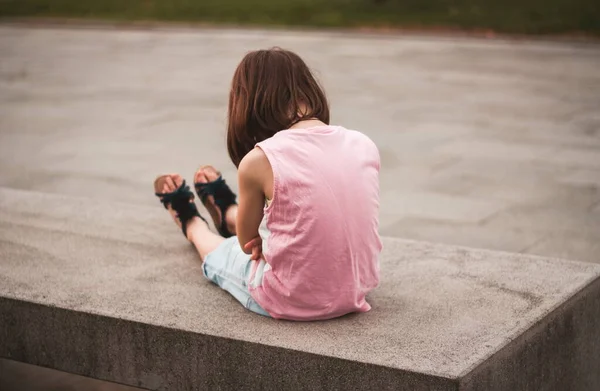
[194,166,237,235]
[154,173,203,241]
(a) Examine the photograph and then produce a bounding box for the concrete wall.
[1,298,455,391]
[460,278,600,390]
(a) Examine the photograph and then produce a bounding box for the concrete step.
[0,187,599,391]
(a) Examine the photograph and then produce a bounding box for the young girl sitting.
[154,48,382,321]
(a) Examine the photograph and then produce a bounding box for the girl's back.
[251,125,382,320]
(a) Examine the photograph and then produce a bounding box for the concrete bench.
[1,187,599,390]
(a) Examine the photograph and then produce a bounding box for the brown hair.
[226,47,330,167]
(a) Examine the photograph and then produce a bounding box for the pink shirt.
[249,125,382,321]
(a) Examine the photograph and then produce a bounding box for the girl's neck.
[289,118,327,130]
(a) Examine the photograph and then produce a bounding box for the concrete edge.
[458,275,600,390]
[0,296,458,391]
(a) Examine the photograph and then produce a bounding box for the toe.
[155,174,184,194]
[165,176,174,191]
[171,174,183,188]
[203,166,221,182]
[194,169,208,185]
[196,165,220,183]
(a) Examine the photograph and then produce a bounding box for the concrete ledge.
[1,187,599,390]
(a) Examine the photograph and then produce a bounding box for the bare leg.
[186,217,225,260]
[224,205,238,235]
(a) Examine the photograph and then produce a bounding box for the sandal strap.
[194,176,237,238]
[155,180,206,237]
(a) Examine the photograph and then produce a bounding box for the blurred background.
[1,1,599,390]
[1,0,599,35]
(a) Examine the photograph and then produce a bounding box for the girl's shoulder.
[238,147,271,181]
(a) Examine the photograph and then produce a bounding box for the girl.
[154,48,382,321]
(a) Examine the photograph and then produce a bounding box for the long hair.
[227,48,330,167]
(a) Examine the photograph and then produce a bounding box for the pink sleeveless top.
[248,125,382,321]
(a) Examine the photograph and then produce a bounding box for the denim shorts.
[202,236,270,317]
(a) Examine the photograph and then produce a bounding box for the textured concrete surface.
[1,187,600,390]
[1,24,600,263]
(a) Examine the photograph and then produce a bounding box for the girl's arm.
[236,147,272,253]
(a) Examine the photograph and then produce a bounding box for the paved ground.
[1,24,599,264]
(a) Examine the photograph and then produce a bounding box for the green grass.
[1,0,599,35]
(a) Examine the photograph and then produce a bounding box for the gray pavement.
[1,24,600,263]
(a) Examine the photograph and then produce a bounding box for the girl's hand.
[244,236,263,261]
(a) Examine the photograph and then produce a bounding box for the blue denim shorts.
[202,236,270,317]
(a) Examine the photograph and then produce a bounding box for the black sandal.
[194,167,237,238]
[154,176,207,238]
